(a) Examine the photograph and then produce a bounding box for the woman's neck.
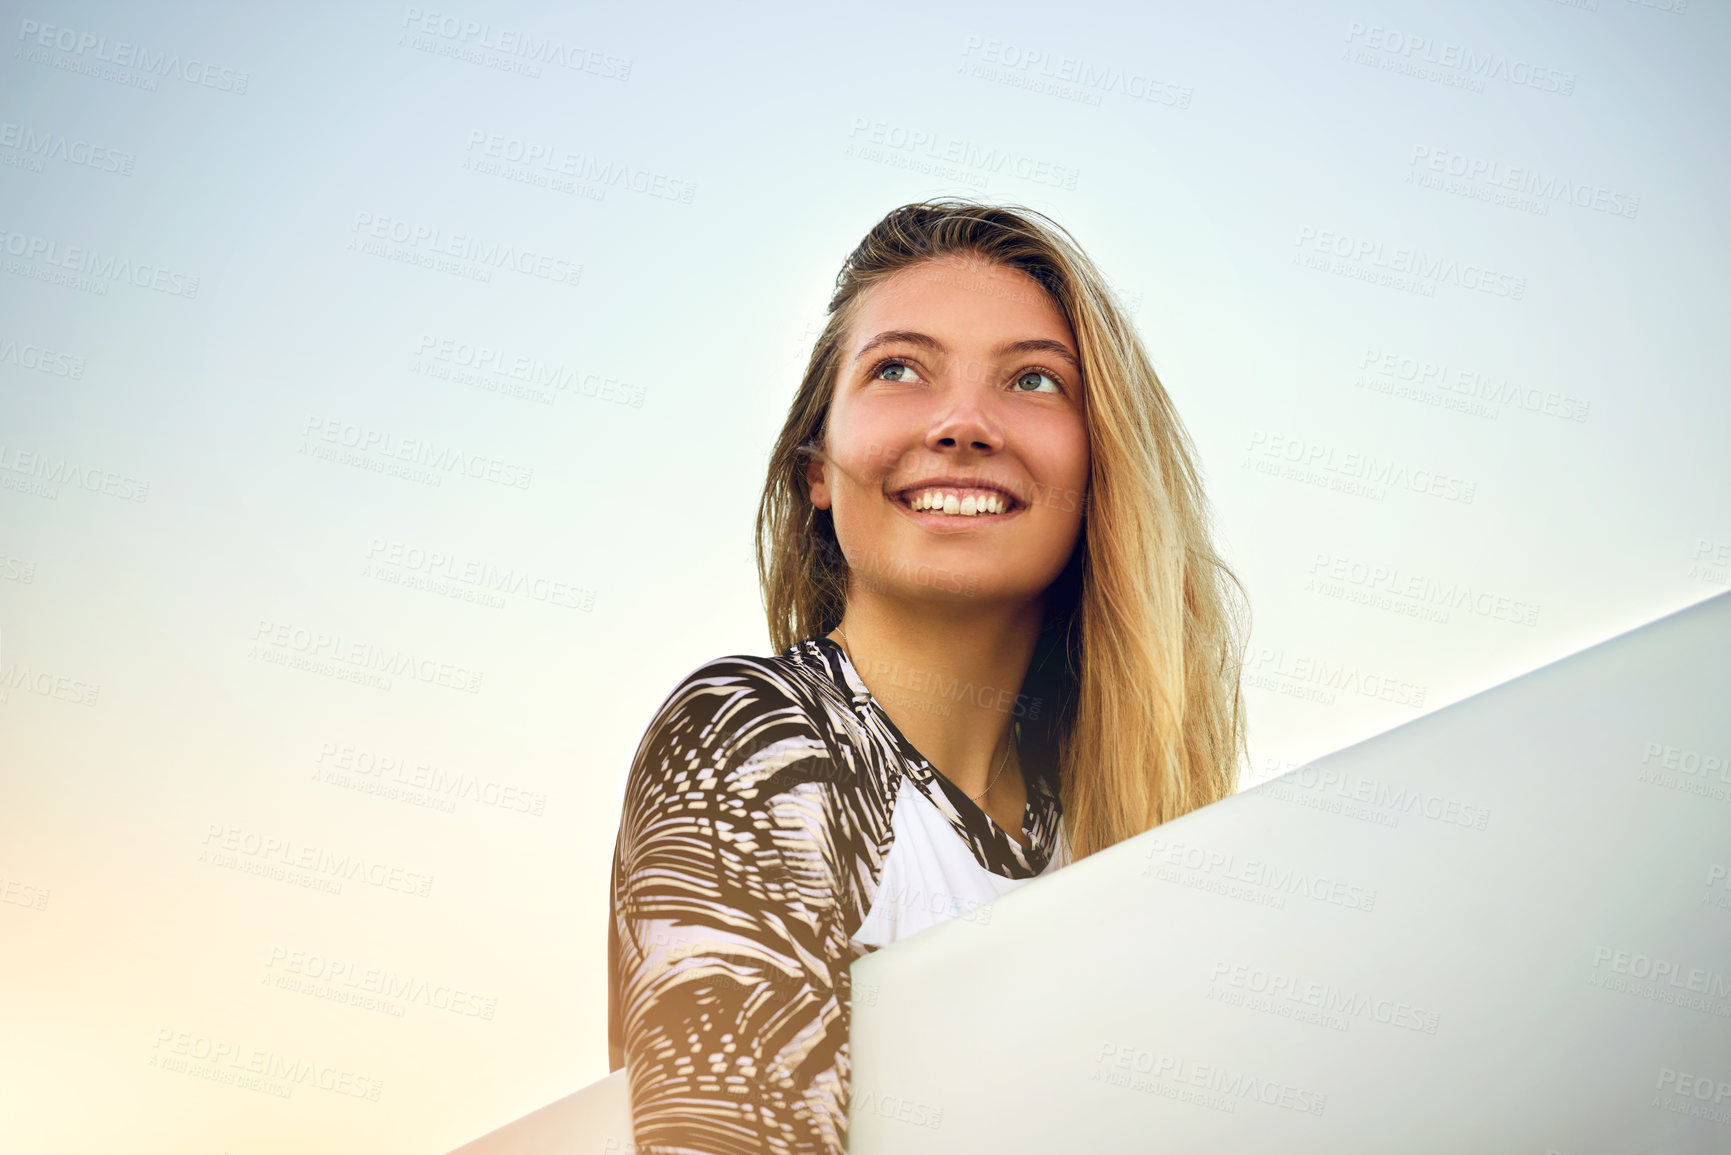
[831,592,1045,803]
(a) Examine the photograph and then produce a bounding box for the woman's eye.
[1014,370,1061,393]
[875,361,923,383]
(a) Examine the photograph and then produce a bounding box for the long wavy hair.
[755,199,1248,860]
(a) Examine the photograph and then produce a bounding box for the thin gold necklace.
[833,625,1013,803]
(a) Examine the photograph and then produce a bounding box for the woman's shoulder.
[657,641,844,710]
[624,641,867,811]
[643,640,854,744]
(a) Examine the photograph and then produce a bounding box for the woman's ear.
[805,457,832,510]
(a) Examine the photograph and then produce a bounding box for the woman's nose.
[925,375,1005,454]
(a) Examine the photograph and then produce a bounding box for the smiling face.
[805,253,1091,609]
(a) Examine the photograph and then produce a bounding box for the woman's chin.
[849,564,1053,608]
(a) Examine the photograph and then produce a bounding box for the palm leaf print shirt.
[607,636,1070,1154]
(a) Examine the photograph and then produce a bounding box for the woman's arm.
[612,658,855,1155]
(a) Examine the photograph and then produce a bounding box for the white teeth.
[904,489,1012,516]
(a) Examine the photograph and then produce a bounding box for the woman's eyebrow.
[854,330,945,362]
[854,331,1081,373]
[995,338,1080,373]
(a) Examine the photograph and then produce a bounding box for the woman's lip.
[892,483,1020,507]
[890,494,1026,529]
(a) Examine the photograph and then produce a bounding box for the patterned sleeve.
[611,657,855,1155]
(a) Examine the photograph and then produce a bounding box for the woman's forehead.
[848,257,1075,351]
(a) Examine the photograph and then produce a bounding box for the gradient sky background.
[1,0,1727,1151]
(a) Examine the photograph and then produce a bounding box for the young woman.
[607,200,1248,1154]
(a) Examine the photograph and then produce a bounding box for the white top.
[852,780,1072,949]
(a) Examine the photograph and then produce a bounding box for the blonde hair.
[755,199,1248,860]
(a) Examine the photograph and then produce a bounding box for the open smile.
[891,483,1023,521]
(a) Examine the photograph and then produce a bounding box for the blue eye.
[1014,370,1061,393]
[874,361,923,383]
